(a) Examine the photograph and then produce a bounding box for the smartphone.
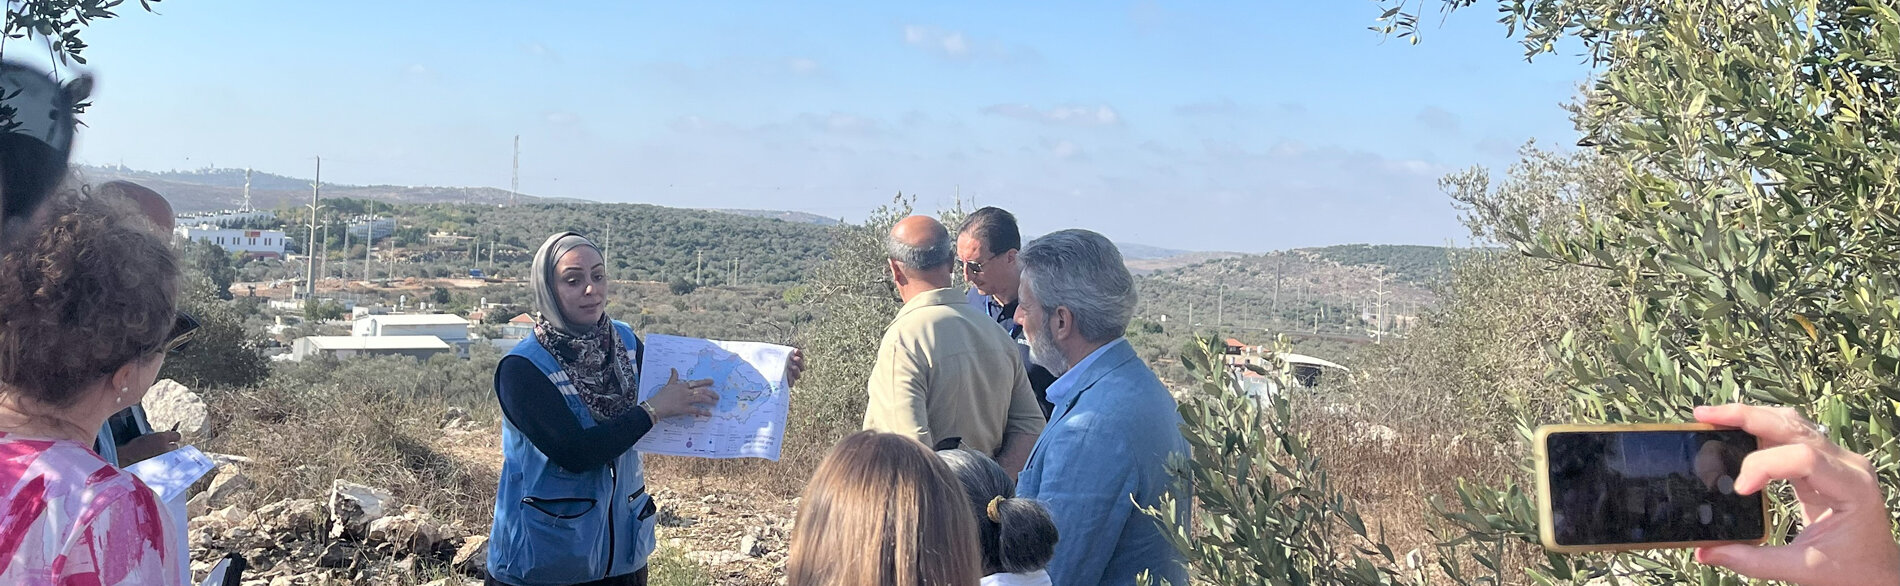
[1534,423,1769,553]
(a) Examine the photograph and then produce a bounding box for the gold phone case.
[1534,423,1771,553]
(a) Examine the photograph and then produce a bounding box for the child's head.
[788,432,981,586]
[937,448,1059,575]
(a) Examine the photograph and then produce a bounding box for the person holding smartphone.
[1691,403,1900,586]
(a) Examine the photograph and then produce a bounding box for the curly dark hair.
[0,190,178,407]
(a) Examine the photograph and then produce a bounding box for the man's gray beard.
[1027,319,1072,377]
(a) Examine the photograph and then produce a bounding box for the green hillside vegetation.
[1306,244,1453,287]
[257,200,834,286]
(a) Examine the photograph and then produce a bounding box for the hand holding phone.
[1536,423,1768,552]
[1690,404,1899,586]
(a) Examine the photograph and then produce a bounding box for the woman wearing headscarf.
[487,232,801,586]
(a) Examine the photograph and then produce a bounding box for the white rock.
[252,498,326,538]
[142,379,210,436]
[366,505,440,554]
[329,481,399,540]
[201,467,255,509]
[190,505,251,539]
[452,535,488,576]
[205,452,255,467]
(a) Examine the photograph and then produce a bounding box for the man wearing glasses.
[957,207,1058,418]
[94,181,197,467]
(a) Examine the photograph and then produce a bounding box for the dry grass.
[1295,393,1544,585]
[194,352,505,528]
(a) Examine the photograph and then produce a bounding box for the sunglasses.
[957,251,1010,275]
[161,311,201,355]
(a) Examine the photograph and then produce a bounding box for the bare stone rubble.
[144,379,211,436]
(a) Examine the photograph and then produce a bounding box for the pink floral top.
[0,433,180,586]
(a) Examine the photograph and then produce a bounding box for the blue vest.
[487,321,655,585]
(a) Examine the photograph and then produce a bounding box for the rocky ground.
[184,409,798,586]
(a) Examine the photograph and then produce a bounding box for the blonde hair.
[787,432,982,586]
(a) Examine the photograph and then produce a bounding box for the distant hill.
[707,209,844,226]
[1117,242,1194,260]
[1305,244,1453,288]
[1133,244,1453,344]
[75,165,587,212]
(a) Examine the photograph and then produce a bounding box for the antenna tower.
[241,168,254,211]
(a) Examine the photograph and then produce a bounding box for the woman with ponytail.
[938,449,1059,586]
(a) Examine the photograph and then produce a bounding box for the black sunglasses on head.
[162,311,200,355]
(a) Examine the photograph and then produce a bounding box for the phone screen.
[1545,429,1764,546]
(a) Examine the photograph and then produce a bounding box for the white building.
[177,227,288,258]
[352,313,473,356]
[346,216,396,240]
[175,209,274,228]
[291,336,452,361]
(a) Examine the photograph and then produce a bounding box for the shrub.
[1145,336,1410,586]
[1386,0,1900,583]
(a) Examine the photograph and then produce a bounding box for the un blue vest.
[487,321,655,585]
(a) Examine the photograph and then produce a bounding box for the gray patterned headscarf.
[529,231,641,420]
[531,232,599,336]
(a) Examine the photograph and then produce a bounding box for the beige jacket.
[863,287,1045,454]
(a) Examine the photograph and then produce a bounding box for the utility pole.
[341,227,351,281]
[510,135,520,207]
[1368,274,1391,343]
[364,223,375,285]
[304,157,321,301]
[1272,255,1284,317]
[696,250,704,285]
[1216,260,1228,329]
[241,168,253,212]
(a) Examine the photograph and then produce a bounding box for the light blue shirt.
[1016,338,1189,586]
[1042,338,1124,417]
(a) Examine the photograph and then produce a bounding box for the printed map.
[635,334,793,460]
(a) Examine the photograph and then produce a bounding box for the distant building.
[346,216,396,240]
[291,335,451,361]
[176,209,274,228]
[499,313,534,339]
[428,232,475,246]
[176,227,288,258]
[353,313,472,356]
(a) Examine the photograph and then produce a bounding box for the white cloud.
[901,25,1029,62]
[1175,98,1241,117]
[983,103,1122,127]
[788,58,821,75]
[1044,139,1083,159]
[520,42,558,61]
[1416,106,1460,134]
[800,112,889,137]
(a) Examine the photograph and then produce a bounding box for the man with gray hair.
[1013,229,1189,586]
[863,215,1044,475]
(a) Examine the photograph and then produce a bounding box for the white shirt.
[982,570,1052,586]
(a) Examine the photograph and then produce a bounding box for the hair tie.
[986,496,1004,523]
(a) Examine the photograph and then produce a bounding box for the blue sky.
[62,1,1592,252]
